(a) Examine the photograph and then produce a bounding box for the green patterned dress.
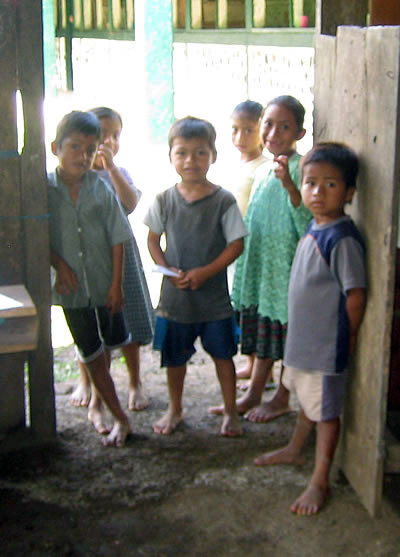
[231,152,312,359]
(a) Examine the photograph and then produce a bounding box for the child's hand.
[168,268,190,290]
[185,267,210,290]
[55,259,78,295]
[273,155,292,189]
[106,283,123,314]
[96,144,115,171]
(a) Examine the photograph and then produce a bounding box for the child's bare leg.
[87,386,110,434]
[245,364,292,423]
[290,417,340,516]
[85,352,131,447]
[212,357,242,437]
[70,360,91,407]
[236,353,255,380]
[209,357,272,415]
[153,365,186,435]
[121,342,150,411]
[254,409,314,466]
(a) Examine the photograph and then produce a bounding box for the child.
[230,100,268,380]
[144,116,247,436]
[231,100,268,217]
[254,142,367,516]
[48,110,132,447]
[210,95,312,422]
[70,106,154,423]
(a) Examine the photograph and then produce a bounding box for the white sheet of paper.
[0,293,23,310]
[152,264,180,278]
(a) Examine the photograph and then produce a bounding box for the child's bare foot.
[236,366,252,380]
[88,407,111,435]
[254,446,305,466]
[153,410,183,435]
[128,388,150,411]
[238,379,250,391]
[290,484,330,515]
[245,399,292,423]
[208,392,260,416]
[220,413,242,437]
[70,383,91,407]
[103,420,132,448]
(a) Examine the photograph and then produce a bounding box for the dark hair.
[168,116,217,154]
[232,100,263,122]
[266,95,305,131]
[54,111,101,148]
[301,142,359,189]
[89,106,123,128]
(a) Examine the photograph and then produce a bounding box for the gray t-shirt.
[144,185,247,323]
[284,216,366,374]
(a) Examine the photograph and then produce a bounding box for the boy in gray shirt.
[144,116,247,437]
[254,143,367,515]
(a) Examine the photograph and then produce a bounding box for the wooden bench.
[0,284,38,353]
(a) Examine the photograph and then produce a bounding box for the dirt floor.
[1,344,400,557]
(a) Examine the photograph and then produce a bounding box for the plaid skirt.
[123,235,155,345]
[236,305,287,360]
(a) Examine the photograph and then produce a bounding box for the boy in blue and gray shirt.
[254,143,367,516]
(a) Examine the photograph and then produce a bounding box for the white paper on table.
[152,264,180,278]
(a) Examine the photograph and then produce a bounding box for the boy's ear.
[345,187,356,203]
[51,140,58,155]
[296,128,306,141]
[211,149,217,164]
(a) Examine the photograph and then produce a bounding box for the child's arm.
[97,143,138,213]
[50,250,78,295]
[185,238,244,290]
[147,230,189,289]
[106,243,124,313]
[346,287,367,355]
[273,155,301,208]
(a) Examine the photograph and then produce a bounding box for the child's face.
[260,103,305,157]
[231,114,261,162]
[52,132,98,182]
[170,136,216,184]
[301,162,355,224]
[93,116,122,170]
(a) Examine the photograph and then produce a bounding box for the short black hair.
[301,142,359,189]
[168,116,217,154]
[54,111,101,148]
[266,95,305,131]
[232,100,263,122]
[89,106,123,128]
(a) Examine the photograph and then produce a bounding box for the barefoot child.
[210,95,312,422]
[144,116,247,436]
[230,100,268,380]
[48,111,132,447]
[255,143,367,515]
[70,107,154,422]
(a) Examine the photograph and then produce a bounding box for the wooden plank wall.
[0,1,55,445]
[314,26,400,516]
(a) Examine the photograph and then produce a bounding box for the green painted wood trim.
[56,27,313,47]
[185,0,192,30]
[173,27,314,46]
[245,0,253,30]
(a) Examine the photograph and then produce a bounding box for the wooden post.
[370,0,400,25]
[315,0,368,36]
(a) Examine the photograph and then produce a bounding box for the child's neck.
[57,168,84,203]
[177,178,216,201]
[241,146,263,163]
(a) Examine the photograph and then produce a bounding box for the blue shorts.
[63,306,131,363]
[154,316,238,367]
